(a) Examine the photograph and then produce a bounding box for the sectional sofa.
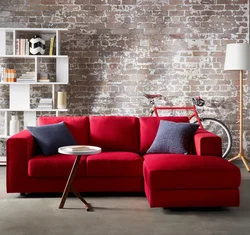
[6,116,241,208]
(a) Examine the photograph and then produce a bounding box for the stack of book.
[38,72,50,82]
[16,71,36,83]
[37,98,53,109]
[16,39,30,55]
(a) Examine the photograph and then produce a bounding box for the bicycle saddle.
[143,93,163,99]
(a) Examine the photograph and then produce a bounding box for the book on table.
[65,146,93,152]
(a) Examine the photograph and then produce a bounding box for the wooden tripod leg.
[241,156,250,172]
[228,154,241,162]
[59,155,81,209]
[245,157,250,163]
[71,187,93,211]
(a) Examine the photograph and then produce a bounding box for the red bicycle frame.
[153,105,204,128]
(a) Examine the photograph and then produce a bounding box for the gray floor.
[1,163,250,235]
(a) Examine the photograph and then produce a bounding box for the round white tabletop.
[58,145,101,156]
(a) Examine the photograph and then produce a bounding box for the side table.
[58,145,101,211]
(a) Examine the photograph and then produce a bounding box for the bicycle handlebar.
[143,93,205,107]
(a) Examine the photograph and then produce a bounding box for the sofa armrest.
[7,129,36,161]
[193,129,222,157]
[6,130,37,192]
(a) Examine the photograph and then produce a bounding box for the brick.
[193,52,208,56]
[90,0,106,4]
[122,0,136,5]
[41,0,55,4]
[217,0,247,3]
[169,0,184,4]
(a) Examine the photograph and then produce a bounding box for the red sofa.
[6,116,241,208]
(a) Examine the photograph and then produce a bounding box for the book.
[49,36,55,55]
[16,39,20,55]
[21,39,25,55]
[40,98,53,103]
[25,39,29,55]
[16,79,36,82]
[18,71,36,79]
[65,146,92,152]
[38,79,51,82]
[37,107,53,109]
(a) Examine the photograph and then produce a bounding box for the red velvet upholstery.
[37,116,89,145]
[28,154,87,177]
[6,115,241,208]
[86,152,143,177]
[144,185,240,208]
[89,116,139,152]
[7,130,37,193]
[139,116,189,154]
[194,129,222,157]
[143,154,241,208]
[143,154,241,190]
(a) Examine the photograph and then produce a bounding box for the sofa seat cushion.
[28,154,87,177]
[139,116,190,154]
[86,152,143,177]
[89,116,139,152]
[143,154,241,190]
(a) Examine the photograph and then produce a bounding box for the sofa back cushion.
[89,116,140,152]
[37,116,89,145]
[139,116,190,154]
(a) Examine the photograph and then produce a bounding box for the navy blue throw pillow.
[147,120,199,154]
[27,121,77,156]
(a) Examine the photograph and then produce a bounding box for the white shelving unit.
[0,28,69,165]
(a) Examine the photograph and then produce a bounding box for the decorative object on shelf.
[49,36,56,55]
[38,72,50,82]
[37,98,53,109]
[57,91,67,109]
[9,114,20,136]
[17,71,35,83]
[0,67,17,82]
[9,69,17,82]
[0,65,5,82]
[29,35,45,55]
[224,43,250,172]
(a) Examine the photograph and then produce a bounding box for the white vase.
[9,115,20,136]
[57,91,67,109]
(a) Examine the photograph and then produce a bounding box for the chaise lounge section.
[143,154,241,208]
[6,115,241,208]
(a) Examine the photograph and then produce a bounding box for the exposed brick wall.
[0,0,249,157]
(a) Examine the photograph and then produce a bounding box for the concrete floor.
[1,162,250,235]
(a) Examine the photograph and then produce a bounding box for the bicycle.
[143,93,232,159]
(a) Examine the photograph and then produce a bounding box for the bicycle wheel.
[194,118,232,158]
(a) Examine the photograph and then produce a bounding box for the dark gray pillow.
[147,120,199,154]
[27,121,77,156]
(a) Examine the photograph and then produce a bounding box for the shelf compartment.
[36,56,68,83]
